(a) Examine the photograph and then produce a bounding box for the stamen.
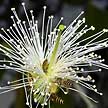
[42,6,47,49]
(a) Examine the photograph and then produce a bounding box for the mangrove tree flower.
[0,2,108,108]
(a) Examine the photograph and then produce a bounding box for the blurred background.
[0,0,108,108]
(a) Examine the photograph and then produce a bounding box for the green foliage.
[85,2,108,29]
[63,0,87,5]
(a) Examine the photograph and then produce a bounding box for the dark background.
[0,0,108,108]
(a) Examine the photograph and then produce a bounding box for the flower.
[0,2,108,108]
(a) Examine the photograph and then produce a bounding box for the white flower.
[0,2,108,108]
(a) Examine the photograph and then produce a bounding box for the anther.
[64,92,68,94]
[99,69,102,72]
[7,81,10,84]
[103,29,108,32]
[82,18,85,23]
[22,2,25,6]
[61,17,64,20]
[93,85,96,88]
[10,26,12,29]
[81,11,84,14]
[76,67,79,70]
[10,16,14,19]
[43,6,47,9]
[94,89,97,92]
[91,26,95,30]
[41,92,45,96]
[47,86,50,89]
[100,93,103,95]
[98,55,101,58]
[48,16,51,19]
[22,21,26,24]
[78,20,82,23]
[85,25,87,28]
[30,10,33,13]
[7,29,9,32]
[81,68,84,72]
[1,28,4,31]
[34,98,37,102]
[11,8,15,11]
[51,15,54,19]
[92,79,95,82]
[26,102,29,106]
[44,102,47,105]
